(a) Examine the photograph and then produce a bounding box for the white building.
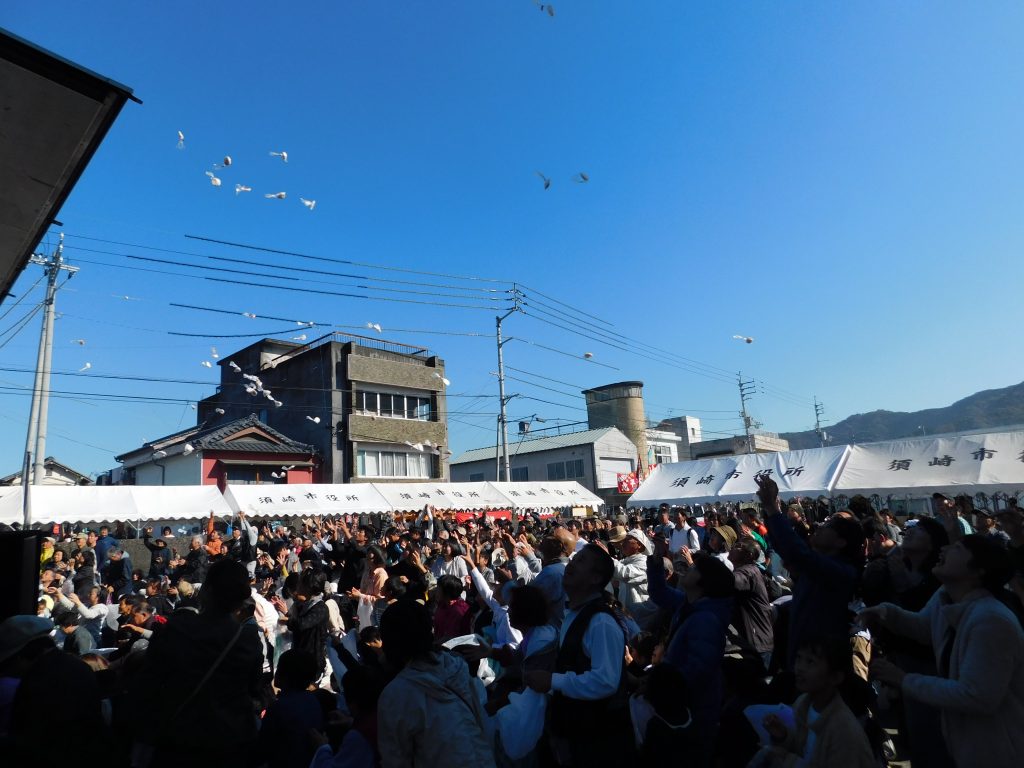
[450,426,639,505]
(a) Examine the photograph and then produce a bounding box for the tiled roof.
[451,427,627,465]
[116,414,315,460]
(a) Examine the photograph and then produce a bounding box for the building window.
[469,473,485,482]
[356,448,431,478]
[355,389,433,421]
[546,460,584,481]
[653,445,674,464]
[510,467,529,481]
[224,468,284,485]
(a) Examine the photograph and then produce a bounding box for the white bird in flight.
[535,171,551,190]
[152,450,168,459]
[271,472,282,479]
[366,322,382,333]
[242,312,257,319]
[176,130,185,149]
[733,334,754,344]
[300,198,316,211]
[71,339,86,346]
[273,400,283,407]
[306,416,320,424]
[282,465,296,471]
[182,443,194,455]
[229,361,242,372]
[269,151,288,163]
[583,352,593,359]
[433,372,451,386]
[78,362,91,372]
[264,192,286,199]
[221,156,232,167]
[201,361,213,368]
[293,334,307,341]
[210,347,219,359]
[235,184,252,195]
[245,385,257,396]
[205,171,222,187]
[214,408,225,415]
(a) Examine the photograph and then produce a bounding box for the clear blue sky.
[2,1,1023,478]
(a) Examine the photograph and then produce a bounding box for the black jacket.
[176,549,209,584]
[731,564,774,654]
[287,598,329,675]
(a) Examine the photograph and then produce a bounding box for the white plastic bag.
[495,688,547,760]
[356,597,374,628]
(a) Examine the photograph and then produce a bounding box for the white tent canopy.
[224,483,396,517]
[371,482,512,512]
[628,447,850,506]
[489,481,604,510]
[833,432,1024,497]
[717,446,850,501]
[0,485,235,526]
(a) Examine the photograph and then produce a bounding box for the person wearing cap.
[975,508,1011,547]
[705,525,737,573]
[39,537,56,570]
[607,527,657,631]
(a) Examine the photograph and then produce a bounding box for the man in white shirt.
[56,585,109,646]
[669,509,701,555]
[525,544,630,765]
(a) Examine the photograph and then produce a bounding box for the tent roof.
[0,485,233,526]
[0,29,137,300]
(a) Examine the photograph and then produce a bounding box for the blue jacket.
[94,534,119,566]
[765,511,858,669]
[647,555,733,728]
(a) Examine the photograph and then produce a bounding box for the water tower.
[582,381,648,468]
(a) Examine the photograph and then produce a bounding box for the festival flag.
[617,472,639,494]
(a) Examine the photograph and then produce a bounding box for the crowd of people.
[1,483,1023,767]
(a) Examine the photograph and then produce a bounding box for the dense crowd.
[2,479,1023,768]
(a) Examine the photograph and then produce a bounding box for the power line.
[0,273,45,322]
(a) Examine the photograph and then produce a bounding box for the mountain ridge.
[780,381,1024,449]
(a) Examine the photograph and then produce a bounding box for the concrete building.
[655,415,704,460]
[450,426,639,505]
[114,415,318,488]
[689,432,790,459]
[646,428,684,468]
[0,457,91,486]
[582,382,649,465]
[197,333,449,484]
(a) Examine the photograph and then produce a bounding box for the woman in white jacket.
[863,534,1024,768]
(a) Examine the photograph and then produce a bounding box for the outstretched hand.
[755,474,781,511]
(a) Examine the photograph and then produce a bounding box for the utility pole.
[814,397,827,447]
[22,234,77,525]
[494,287,522,481]
[738,373,757,454]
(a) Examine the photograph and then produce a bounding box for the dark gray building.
[197,332,449,483]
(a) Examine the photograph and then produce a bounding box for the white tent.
[626,457,742,506]
[0,485,235,526]
[224,483,396,517]
[489,481,604,510]
[833,431,1024,497]
[372,482,511,512]
[716,446,850,501]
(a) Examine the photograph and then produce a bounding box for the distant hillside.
[781,381,1024,449]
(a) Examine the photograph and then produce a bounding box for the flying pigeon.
[433,372,451,386]
[235,184,252,195]
[535,2,555,16]
[282,465,296,471]
[205,171,222,187]
[535,171,551,190]
[176,130,185,149]
[214,408,225,415]
[71,339,86,346]
[269,151,288,163]
[366,322,382,333]
[297,320,313,326]
[229,361,242,372]
[271,472,282,479]
[263,390,273,399]
[152,450,168,459]
[273,400,283,407]
[293,334,307,341]
[242,312,257,319]
[182,443,195,455]
[210,347,219,359]
[201,361,213,368]
[573,172,590,183]
[423,440,434,448]
[245,385,258,395]
[222,156,232,167]
[732,335,754,344]
[306,416,320,424]
[189,403,197,410]
[300,198,316,211]
[264,192,287,199]
[78,363,91,372]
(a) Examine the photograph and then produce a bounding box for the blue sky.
[2,1,1023,478]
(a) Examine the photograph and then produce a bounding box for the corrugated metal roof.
[451,427,626,465]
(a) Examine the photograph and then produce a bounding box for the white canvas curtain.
[626,457,742,505]
[833,432,1024,496]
